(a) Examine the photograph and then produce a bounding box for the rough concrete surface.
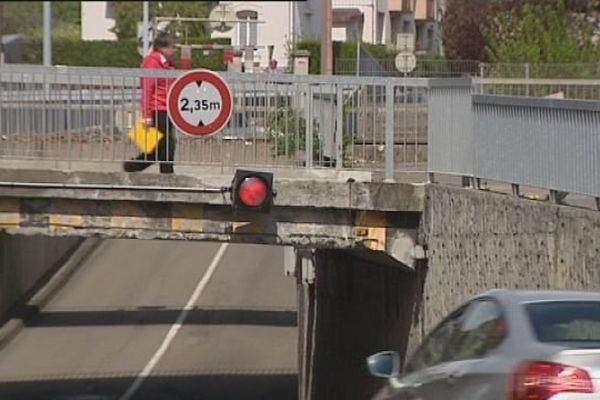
[0,168,424,212]
[0,237,102,350]
[412,184,600,351]
[0,234,82,320]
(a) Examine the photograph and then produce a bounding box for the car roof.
[476,288,600,304]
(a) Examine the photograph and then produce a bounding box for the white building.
[331,0,388,44]
[211,0,442,69]
[79,1,442,70]
[210,0,391,69]
[81,1,117,41]
[210,1,297,69]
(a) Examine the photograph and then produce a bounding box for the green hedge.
[295,39,392,74]
[23,37,231,70]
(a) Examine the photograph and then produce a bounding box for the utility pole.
[0,1,4,64]
[143,1,150,56]
[320,0,332,75]
[43,1,52,66]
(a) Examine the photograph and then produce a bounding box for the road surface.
[0,239,298,400]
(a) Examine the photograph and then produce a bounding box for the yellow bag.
[127,118,164,154]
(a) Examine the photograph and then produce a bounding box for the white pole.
[321,0,332,75]
[43,1,52,66]
[0,2,4,64]
[143,1,150,55]
[356,40,360,77]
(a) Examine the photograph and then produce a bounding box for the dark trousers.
[124,111,176,174]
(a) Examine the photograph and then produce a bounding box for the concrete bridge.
[0,65,599,399]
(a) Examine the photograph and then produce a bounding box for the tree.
[266,100,322,162]
[484,0,600,63]
[441,0,492,61]
[1,1,80,37]
[111,2,216,40]
[442,0,599,62]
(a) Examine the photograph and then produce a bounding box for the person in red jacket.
[124,32,178,174]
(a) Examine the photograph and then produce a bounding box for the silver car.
[367,289,600,400]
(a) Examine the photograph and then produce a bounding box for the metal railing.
[0,64,598,205]
[0,64,432,178]
[427,80,473,177]
[428,79,600,203]
[474,78,600,100]
[335,58,481,78]
[336,58,600,100]
[336,58,600,80]
[473,95,600,200]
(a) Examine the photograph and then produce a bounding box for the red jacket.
[140,50,176,119]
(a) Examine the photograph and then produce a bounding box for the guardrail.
[336,59,600,79]
[474,78,600,100]
[473,95,600,202]
[428,79,600,207]
[0,64,433,179]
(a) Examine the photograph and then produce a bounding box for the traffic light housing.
[230,170,275,212]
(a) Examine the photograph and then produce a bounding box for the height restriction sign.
[167,69,233,137]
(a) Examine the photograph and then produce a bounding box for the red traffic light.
[231,170,274,212]
[238,177,268,207]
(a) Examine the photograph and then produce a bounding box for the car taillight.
[511,360,594,400]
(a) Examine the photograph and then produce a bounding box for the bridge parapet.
[0,169,424,267]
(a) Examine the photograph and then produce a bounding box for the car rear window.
[526,301,600,343]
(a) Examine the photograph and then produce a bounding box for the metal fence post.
[511,183,520,197]
[525,63,530,96]
[549,189,558,204]
[335,85,343,170]
[384,82,394,182]
[304,84,313,169]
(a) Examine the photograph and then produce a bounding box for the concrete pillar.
[0,234,82,320]
[292,50,311,75]
[243,46,254,73]
[228,50,243,73]
[297,248,417,400]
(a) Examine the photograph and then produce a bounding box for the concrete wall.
[0,234,82,321]
[300,249,416,400]
[411,184,600,352]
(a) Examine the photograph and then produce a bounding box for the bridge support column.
[293,248,418,400]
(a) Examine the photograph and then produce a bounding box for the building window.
[106,1,115,19]
[237,10,258,47]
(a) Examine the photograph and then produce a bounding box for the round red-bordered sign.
[167,69,233,137]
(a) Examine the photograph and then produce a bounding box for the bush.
[23,37,230,70]
[266,104,322,161]
[295,39,321,75]
[295,38,393,75]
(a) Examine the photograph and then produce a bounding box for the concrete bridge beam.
[286,241,423,400]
